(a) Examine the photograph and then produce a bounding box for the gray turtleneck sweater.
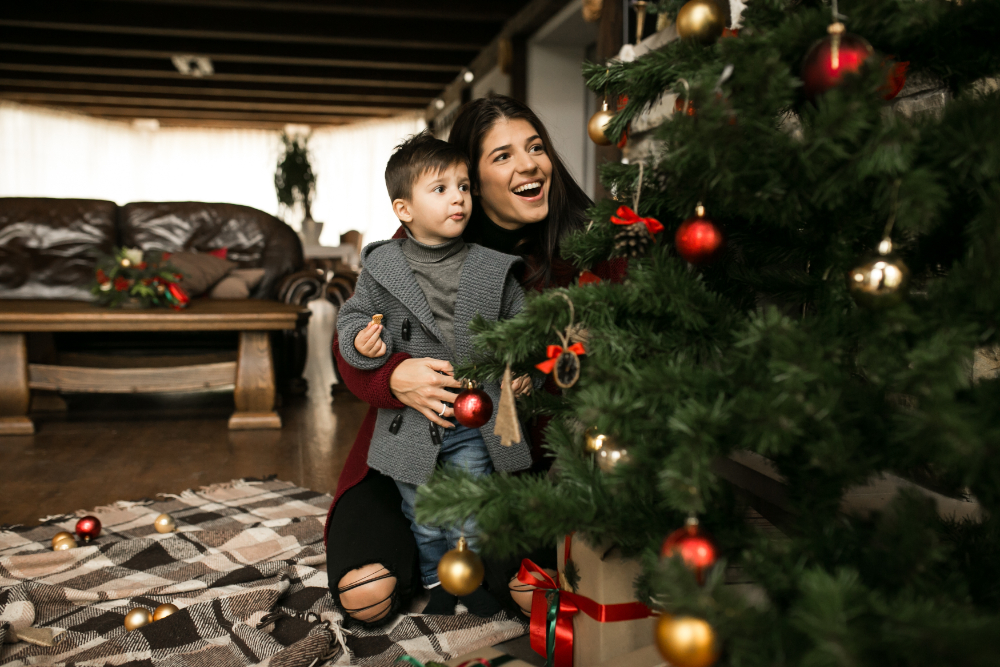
[401,231,469,355]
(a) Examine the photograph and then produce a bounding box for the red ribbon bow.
[535,343,586,375]
[610,206,663,235]
[517,559,654,667]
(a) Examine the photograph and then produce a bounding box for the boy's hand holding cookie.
[355,315,386,358]
[510,374,533,397]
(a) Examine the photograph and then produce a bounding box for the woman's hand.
[389,357,462,428]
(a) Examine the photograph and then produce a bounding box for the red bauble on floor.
[675,205,724,265]
[75,515,102,542]
[453,382,493,429]
[801,23,874,101]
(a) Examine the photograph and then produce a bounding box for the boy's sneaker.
[458,587,503,618]
[422,585,457,615]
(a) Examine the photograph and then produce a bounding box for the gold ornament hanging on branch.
[676,0,725,44]
[588,99,615,146]
[437,536,485,596]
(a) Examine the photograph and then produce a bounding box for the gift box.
[555,534,659,667]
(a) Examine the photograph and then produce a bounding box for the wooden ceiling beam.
[0,1,500,51]
[1,27,474,72]
[0,63,449,91]
[24,104,393,123]
[150,119,354,129]
[101,0,520,23]
[0,79,432,106]
[0,52,454,87]
[0,92,412,114]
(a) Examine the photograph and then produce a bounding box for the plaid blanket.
[0,478,525,666]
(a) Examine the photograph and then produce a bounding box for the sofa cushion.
[119,202,303,299]
[208,268,266,299]
[166,252,235,297]
[0,198,117,301]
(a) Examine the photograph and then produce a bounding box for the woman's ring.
[439,403,447,417]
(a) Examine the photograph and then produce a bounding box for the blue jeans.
[395,421,494,587]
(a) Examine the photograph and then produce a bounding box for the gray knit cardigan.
[337,238,532,486]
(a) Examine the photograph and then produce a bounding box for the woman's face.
[476,118,553,230]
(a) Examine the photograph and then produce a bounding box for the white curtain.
[0,101,425,245]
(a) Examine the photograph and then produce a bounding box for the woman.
[325,95,626,625]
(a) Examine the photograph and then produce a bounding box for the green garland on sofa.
[91,247,189,309]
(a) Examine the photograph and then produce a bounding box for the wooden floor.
[0,387,368,527]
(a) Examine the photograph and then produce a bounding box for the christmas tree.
[419,1,1000,664]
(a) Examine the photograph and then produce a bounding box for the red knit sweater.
[324,227,627,538]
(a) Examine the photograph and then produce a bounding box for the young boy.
[336,131,532,616]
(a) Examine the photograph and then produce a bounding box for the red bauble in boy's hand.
[454,383,493,429]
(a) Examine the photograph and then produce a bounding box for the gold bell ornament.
[437,536,485,596]
[676,0,725,44]
[655,615,720,667]
[154,513,176,533]
[152,603,179,621]
[124,607,152,631]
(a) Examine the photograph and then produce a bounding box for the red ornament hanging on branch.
[675,203,724,265]
[453,379,493,429]
[801,22,874,101]
[661,517,717,583]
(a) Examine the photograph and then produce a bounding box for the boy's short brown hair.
[385,130,470,202]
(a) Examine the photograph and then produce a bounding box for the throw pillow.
[208,268,267,299]
[166,252,235,297]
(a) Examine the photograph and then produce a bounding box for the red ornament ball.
[75,515,102,542]
[454,384,493,429]
[801,25,874,101]
[661,520,717,582]
[675,206,724,265]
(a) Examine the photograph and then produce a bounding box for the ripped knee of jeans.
[507,567,558,617]
[337,563,398,625]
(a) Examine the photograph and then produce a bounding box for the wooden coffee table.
[0,300,310,435]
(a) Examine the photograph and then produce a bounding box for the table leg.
[0,333,34,435]
[229,331,281,430]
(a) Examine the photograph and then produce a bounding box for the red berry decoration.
[75,515,102,542]
[801,22,874,101]
[675,204,724,265]
[661,517,716,583]
[453,380,493,429]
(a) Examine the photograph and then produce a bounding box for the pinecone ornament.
[614,222,653,258]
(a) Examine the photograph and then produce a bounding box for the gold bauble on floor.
[655,615,719,667]
[51,531,77,550]
[124,608,152,631]
[437,536,485,596]
[153,603,179,621]
[676,0,725,44]
[154,513,176,533]
[587,104,615,146]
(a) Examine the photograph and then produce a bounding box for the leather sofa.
[0,197,326,392]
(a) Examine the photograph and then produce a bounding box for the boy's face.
[393,162,472,246]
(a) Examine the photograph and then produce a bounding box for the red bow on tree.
[535,343,585,374]
[610,206,663,235]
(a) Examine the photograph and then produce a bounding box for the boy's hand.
[354,322,386,358]
[510,374,533,397]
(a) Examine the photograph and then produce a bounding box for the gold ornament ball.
[847,252,910,309]
[676,0,725,44]
[52,531,77,551]
[154,513,176,533]
[437,536,485,596]
[655,615,720,667]
[124,608,152,631]
[585,427,610,453]
[153,603,179,621]
[596,441,631,472]
[587,106,615,146]
[120,257,132,268]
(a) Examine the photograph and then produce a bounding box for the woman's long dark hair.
[448,94,592,287]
